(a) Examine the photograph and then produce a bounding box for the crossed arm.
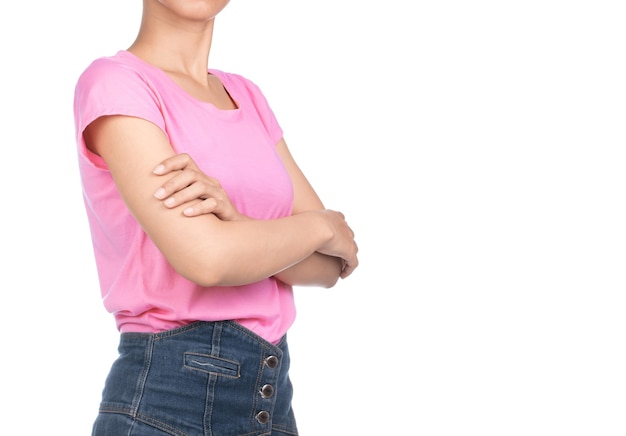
[83,115,358,288]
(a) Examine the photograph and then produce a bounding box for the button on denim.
[92,321,298,435]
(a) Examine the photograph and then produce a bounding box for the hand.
[152,153,245,221]
[316,210,359,279]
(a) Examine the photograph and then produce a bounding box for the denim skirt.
[92,321,298,436]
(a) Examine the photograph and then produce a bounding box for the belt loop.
[211,321,223,357]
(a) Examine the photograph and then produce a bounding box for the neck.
[127,7,216,84]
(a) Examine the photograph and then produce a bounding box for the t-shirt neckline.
[116,50,240,114]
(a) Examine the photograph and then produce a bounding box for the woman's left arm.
[271,138,346,288]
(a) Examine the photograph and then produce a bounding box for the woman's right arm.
[83,115,357,287]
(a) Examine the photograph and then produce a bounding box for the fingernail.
[183,207,194,216]
[164,197,175,207]
[153,164,165,174]
[154,188,166,199]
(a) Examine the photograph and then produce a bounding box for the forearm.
[274,253,343,288]
[159,211,334,287]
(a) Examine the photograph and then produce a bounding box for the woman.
[73,1,359,435]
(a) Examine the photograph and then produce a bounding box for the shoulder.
[74,51,163,113]
[76,51,150,92]
[74,51,165,134]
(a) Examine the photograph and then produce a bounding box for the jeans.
[92,321,298,436]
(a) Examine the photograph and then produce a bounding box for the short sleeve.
[73,57,166,149]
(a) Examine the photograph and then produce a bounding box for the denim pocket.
[183,352,240,378]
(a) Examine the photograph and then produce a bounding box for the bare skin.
[83,0,358,288]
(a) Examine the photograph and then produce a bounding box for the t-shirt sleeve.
[73,58,165,162]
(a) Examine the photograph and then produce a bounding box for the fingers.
[332,213,358,279]
[158,184,225,214]
[154,170,222,203]
[152,167,240,220]
[153,153,197,175]
[151,154,242,221]
[340,262,357,279]
[340,240,359,279]
[182,198,218,217]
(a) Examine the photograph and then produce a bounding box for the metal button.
[265,355,279,369]
[260,384,274,399]
[256,410,270,424]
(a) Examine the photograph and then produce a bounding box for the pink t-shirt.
[74,50,296,343]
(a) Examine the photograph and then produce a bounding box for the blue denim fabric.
[92,321,298,436]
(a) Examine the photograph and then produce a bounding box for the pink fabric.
[73,50,295,343]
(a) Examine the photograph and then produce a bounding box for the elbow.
[275,268,341,289]
[173,252,264,287]
[320,275,340,289]
[167,252,230,288]
[176,266,223,288]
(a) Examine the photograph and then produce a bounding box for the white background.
[1,1,625,434]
